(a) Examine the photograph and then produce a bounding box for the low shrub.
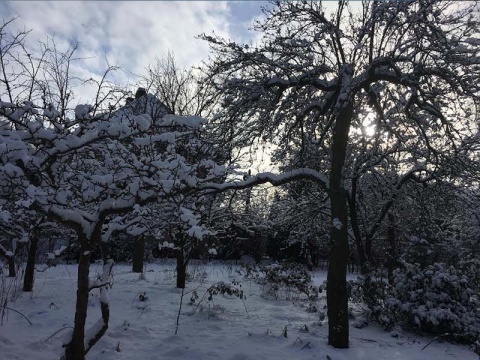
[383,261,480,343]
[260,263,318,302]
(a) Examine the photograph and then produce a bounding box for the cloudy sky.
[0,1,269,97]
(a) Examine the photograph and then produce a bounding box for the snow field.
[0,262,476,360]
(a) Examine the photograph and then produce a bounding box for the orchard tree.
[201,0,480,348]
[0,93,225,360]
[0,20,226,360]
[133,55,228,283]
[128,97,228,286]
[0,203,28,277]
[0,186,63,288]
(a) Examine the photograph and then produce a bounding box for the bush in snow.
[348,272,391,327]
[383,261,480,343]
[260,263,318,302]
[205,281,245,302]
[191,280,246,319]
[402,236,436,268]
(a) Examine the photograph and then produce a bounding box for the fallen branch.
[2,306,32,325]
[421,333,450,351]
[44,326,73,343]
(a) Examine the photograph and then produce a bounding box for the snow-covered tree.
[0,21,227,359]
[201,0,480,348]
[0,201,27,276]
[0,94,225,360]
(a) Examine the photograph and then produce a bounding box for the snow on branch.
[0,243,14,258]
[0,93,226,242]
[88,259,114,292]
[100,215,146,242]
[200,168,329,193]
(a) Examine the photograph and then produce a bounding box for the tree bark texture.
[0,243,16,277]
[64,241,92,360]
[176,249,186,289]
[132,235,145,273]
[23,234,39,291]
[348,178,369,275]
[7,256,16,277]
[327,100,353,349]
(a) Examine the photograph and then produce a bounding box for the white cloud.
[0,1,261,101]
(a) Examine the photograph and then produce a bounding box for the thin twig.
[421,333,450,350]
[2,306,32,325]
[44,326,73,343]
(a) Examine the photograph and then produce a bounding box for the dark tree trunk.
[365,236,373,267]
[347,178,369,275]
[0,246,16,277]
[7,256,15,277]
[64,241,92,360]
[98,241,108,263]
[23,234,39,291]
[176,249,186,289]
[387,212,396,285]
[132,235,145,273]
[66,236,72,265]
[327,98,353,349]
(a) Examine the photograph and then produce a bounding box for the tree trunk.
[132,235,145,273]
[327,98,353,349]
[347,178,369,275]
[85,259,113,355]
[64,241,92,360]
[176,249,186,289]
[365,236,373,268]
[387,212,396,285]
[7,256,16,277]
[0,246,16,277]
[23,234,39,291]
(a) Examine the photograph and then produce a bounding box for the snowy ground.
[0,261,476,360]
